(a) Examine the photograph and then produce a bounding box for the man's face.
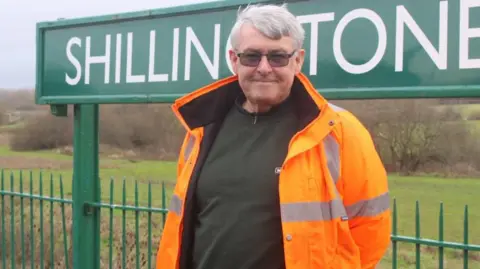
[229,24,305,110]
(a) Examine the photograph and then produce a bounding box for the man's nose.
[256,56,272,73]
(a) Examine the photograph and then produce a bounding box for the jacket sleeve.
[339,114,392,269]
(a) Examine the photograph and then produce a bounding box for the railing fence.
[0,170,479,269]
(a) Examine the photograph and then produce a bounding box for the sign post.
[71,104,100,269]
[35,0,480,268]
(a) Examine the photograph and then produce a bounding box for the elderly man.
[156,3,391,269]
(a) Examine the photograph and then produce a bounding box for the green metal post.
[415,201,421,269]
[438,203,444,269]
[162,181,166,227]
[464,205,469,269]
[392,199,397,269]
[72,104,100,269]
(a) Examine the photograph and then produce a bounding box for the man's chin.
[249,95,282,106]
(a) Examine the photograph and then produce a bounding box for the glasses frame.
[235,50,297,68]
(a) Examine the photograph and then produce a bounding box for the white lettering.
[297,13,335,75]
[85,35,111,85]
[460,0,480,69]
[63,2,480,87]
[172,28,180,81]
[65,37,82,86]
[395,1,448,71]
[148,30,169,82]
[333,9,387,74]
[115,33,122,83]
[126,32,146,83]
[185,24,221,81]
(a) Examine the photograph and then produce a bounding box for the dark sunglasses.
[236,50,297,67]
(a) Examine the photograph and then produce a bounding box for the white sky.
[0,0,221,89]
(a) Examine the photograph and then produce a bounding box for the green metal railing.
[0,169,168,269]
[390,200,479,269]
[0,169,479,269]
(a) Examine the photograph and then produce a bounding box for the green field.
[0,143,479,268]
[455,104,480,134]
[2,84,479,268]
[378,175,480,268]
[433,103,480,118]
[451,104,480,119]
[0,145,177,268]
[470,120,480,132]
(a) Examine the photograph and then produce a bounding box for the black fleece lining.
[177,76,320,132]
[178,80,242,130]
[289,77,320,130]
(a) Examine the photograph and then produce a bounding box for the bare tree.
[335,99,478,176]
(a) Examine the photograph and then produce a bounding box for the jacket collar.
[171,73,330,133]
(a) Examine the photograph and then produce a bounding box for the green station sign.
[35,0,480,104]
[33,2,480,268]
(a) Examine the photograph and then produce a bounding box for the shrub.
[8,97,480,173]
[9,104,185,160]
[98,104,185,160]
[333,99,480,176]
[9,112,73,151]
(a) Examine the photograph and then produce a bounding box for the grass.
[0,144,177,268]
[451,104,480,119]
[435,103,480,134]
[0,145,72,160]
[0,166,175,268]
[388,175,479,243]
[0,145,178,182]
[376,175,480,269]
[469,120,480,132]
[434,103,480,119]
[0,176,169,269]
[0,146,479,268]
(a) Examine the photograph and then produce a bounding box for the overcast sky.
[0,0,221,89]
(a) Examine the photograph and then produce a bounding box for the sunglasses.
[235,50,297,67]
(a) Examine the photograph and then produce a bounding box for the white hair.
[229,3,305,50]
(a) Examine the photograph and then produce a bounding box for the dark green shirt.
[192,96,298,269]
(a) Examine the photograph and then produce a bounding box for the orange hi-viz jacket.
[156,73,391,269]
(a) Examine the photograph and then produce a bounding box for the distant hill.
[0,88,48,125]
[438,98,480,105]
[0,88,44,111]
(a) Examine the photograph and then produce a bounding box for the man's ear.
[228,49,239,74]
[294,49,305,74]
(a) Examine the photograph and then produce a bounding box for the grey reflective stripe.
[328,102,346,112]
[280,192,390,223]
[279,121,389,224]
[183,135,195,161]
[332,183,348,220]
[281,198,347,222]
[169,194,183,215]
[323,134,340,184]
[346,192,390,218]
[280,132,348,223]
